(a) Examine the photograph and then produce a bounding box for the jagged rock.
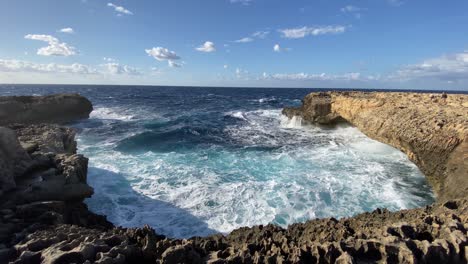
[11,124,77,154]
[283,91,468,201]
[0,93,92,125]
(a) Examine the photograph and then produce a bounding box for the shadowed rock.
[0,93,93,125]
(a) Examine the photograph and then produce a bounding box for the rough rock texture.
[283,91,468,201]
[5,198,468,263]
[1,92,467,263]
[0,94,93,125]
[0,127,31,193]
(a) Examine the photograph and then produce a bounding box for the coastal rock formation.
[1,92,467,263]
[283,92,468,201]
[6,197,468,263]
[0,93,93,125]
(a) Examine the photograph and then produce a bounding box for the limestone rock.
[283,91,468,201]
[0,127,31,192]
[0,93,92,125]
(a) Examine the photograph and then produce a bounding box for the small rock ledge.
[1,93,467,263]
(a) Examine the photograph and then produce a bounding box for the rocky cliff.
[0,94,93,125]
[283,91,468,202]
[1,92,467,263]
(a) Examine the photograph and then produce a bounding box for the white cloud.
[145,47,180,61]
[101,63,141,75]
[229,0,252,5]
[252,31,269,39]
[341,5,366,19]
[235,31,269,43]
[279,25,347,39]
[24,34,76,56]
[107,3,133,15]
[196,41,216,53]
[0,59,96,74]
[273,44,281,52]
[389,51,468,82]
[262,72,367,81]
[59,27,74,34]
[234,37,254,43]
[224,64,229,69]
[168,60,182,68]
[341,5,361,13]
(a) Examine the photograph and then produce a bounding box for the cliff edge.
[283,91,468,202]
[0,93,93,125]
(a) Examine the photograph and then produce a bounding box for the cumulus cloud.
[279,25,347,39]
[389,51,468,82]
[0,59,96,74]
[59,27,74,34]
[145,47,182,67]
[145,47,180,61]
[24,34,76,56]
[196,41,216,53]
[107,3,133,15]
[101,63,141,75]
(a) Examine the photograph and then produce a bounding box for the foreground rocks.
[283,91,468,201]
[5,197,468,263]
[0,94,92,125]
[1,92,467,263]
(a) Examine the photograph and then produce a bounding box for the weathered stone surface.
[283,91,468,201]
[2,93,467,263]
[0,127,31,192]
[0,93,92,125]
[11,124,77,154]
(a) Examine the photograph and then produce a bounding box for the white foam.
[258,97,276,103]
[80,106,434,238]
[280,115,303,129]
[224,111,248,121]
[91,107,135,121]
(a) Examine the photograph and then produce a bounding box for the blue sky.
[0,0,467,90]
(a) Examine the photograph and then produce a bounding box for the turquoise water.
[0,85,435,238]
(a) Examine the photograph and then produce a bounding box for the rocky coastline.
[0,93,467,263]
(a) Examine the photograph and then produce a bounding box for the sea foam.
[80,105,434,238]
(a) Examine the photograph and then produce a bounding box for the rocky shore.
[283,91,468,201]
[1,93,467,263]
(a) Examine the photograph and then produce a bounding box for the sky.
[0,0,467,90]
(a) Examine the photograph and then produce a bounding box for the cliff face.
[0,93,93,125]
[283,92,468,202]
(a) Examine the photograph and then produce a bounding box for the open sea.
[0,84,446,238]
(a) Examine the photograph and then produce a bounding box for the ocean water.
[0,85,437,238]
